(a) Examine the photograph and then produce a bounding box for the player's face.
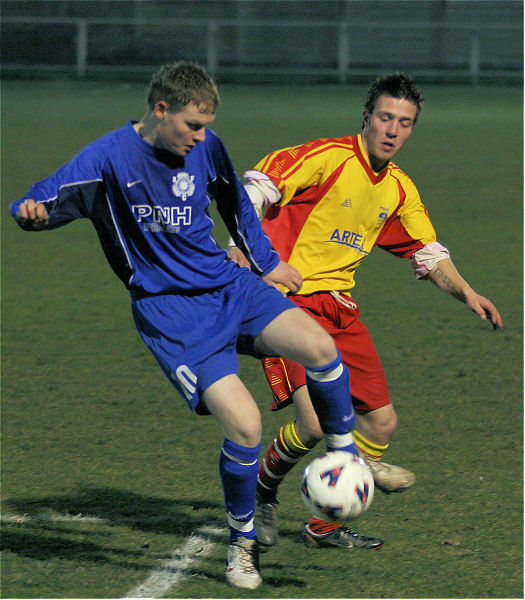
[155,101,216,156]
[361,94,418,171]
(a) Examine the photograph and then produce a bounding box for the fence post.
[76,19,88,78]
[338,23,349,83]
[207,21,218,79]
[469,35,480,85]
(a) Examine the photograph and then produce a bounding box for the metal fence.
[1,8,523,84]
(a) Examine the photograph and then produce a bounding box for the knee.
[304,330,339,368]
[234,419,262,448]
[384,411,398,438]
[203,375,262,447]
[356,405,397,443]
[378,406,397,434]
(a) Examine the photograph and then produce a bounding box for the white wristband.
[243,170,282,217]
[411,242,450,279]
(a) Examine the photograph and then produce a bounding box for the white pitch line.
[1,512,105,523]
[1,512,219,527]
[123,524,225,599]
[2,513,226,598]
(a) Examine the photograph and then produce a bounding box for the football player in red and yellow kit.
[229,73,502,550]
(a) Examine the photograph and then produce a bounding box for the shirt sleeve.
[375,175,437,258]
[10,140,106,231]
[207,134,280,276]
[253,141,329,206]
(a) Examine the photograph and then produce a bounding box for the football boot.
[359,451,415,493]
[254,493,279,547]
[226,536,262,589]
[303,522,384,550]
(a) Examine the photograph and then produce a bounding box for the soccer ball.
[301,451,374,520]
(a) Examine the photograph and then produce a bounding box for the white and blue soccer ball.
[301,451,374,520]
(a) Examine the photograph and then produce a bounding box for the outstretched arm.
[428,258,503,329]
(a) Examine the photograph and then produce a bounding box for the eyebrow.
[378,111,414,122]
[186,119,207,128]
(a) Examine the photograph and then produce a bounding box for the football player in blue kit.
[11,62,359,590]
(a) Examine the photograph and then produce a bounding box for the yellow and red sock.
[352,429,388,461]
[257,420,313,498]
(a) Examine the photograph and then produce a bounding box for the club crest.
[172,173,195,201]
[377,206,388,228]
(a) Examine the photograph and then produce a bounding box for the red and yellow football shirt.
[255,134,437,295]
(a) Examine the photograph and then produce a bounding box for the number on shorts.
[174,365,197,400]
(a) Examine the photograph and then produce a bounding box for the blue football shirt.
[10,122,280,295]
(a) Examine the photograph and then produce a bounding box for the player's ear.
[361,110,370,131]
[154,101,169,119]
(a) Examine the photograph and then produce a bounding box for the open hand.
[464,290,503,330]
[263,261,303,294]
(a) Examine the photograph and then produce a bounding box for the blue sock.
[219,438,261,542]
[305,352,358,455]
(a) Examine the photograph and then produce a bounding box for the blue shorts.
[131,269,295,412]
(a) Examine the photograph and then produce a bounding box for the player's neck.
[360,132,389,173]
[133,115,156,146]
[369,155,389,173]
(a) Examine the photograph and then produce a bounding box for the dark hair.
[147,61,220,113]
[364,72,424,123]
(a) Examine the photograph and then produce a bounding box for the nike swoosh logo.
[127,180,142,188]
[342,415,353,421]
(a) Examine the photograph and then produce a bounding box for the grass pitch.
[1,78,523,598]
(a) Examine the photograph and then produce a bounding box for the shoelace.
[338,527,357,538]
[235,545,258,572]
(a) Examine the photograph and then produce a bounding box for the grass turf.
[1,79,523,598]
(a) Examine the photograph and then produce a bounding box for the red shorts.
[262,292,390,412]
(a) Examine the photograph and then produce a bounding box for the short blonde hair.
[147,62,220,113]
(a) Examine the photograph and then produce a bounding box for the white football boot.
[226,536,262,589]
[359,451,415,493]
